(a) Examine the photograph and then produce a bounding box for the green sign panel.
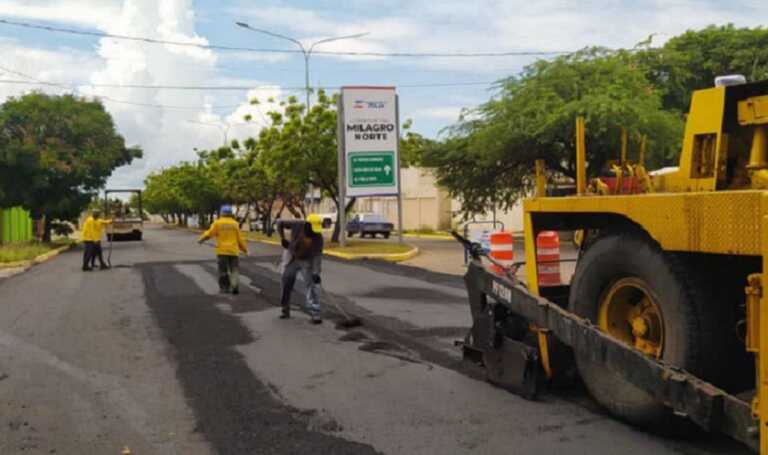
[348,152,396,188]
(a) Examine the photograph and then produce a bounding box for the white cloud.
[229,0,768,73]
[407,106,463,122]
[0,0,121,28]
[0,37,102,101]
[3,0,768,190]
[0,0,299,189]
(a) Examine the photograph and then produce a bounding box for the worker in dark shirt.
[277,214,324,323]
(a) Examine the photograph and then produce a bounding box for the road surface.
[0,225,747,454]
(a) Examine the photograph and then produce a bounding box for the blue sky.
[0,0,766,188]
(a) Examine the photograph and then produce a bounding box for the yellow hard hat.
[307,213,323,234]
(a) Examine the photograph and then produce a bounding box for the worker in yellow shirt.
[198,205,249,294]
[81,209,112,271]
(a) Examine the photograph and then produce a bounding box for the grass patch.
[325,240,413,256]
[0,240,71,264]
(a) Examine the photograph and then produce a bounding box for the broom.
[319,283,363,329]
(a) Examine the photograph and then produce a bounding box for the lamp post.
[188,120,245,147]
[188,120,228,146]
[235,22,368,110]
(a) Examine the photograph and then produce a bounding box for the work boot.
[311,316,323,325]
[82,266,93,272]
[231,287,239,295]
[100,265,110,270]
[279,308,290,319]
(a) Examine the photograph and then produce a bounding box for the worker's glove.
[312,274,321,284]
[281,239,290,249]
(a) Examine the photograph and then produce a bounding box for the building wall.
[311,166,526,233]
[354,167,454,231]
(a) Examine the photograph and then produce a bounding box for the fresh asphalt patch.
[140,261,381,455]
[355,285,462,302]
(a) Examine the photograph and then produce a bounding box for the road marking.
[174,263,263,295]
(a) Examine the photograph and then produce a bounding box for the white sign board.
[340,86,400,197]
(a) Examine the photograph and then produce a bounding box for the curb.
[324,246,420,263]
[166,224,420,263]
[0,242,77,271]
[402,233,454,240]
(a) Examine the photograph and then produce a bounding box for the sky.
[0,0,766,189]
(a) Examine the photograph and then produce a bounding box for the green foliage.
[637,25,768,113]
[143,161,224,227]
[400,119,435,168]
[424,48,683,216]
[0,92,141,240]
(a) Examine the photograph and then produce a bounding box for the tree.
[254,92,354,242]
[637,25,768,113]
[423,48,683,217]
[399,119,435,168]
[0,92,142,241]
[143,162,223,227]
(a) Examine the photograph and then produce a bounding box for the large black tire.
[135,232,143,241]
[569,229,722,430]
[383,232,390,239]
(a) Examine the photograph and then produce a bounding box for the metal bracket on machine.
[482,337,540,400]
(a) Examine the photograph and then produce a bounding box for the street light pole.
[235,24,368,218]
[188,121,247,148]
[188,121,227,146]
[235,22,368,110]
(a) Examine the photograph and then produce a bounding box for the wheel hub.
[598,278,664,358]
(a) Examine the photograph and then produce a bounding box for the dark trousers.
[82,241,94,270]
[280,260,320,317]
[90,241,106,268]
[217,255,240,291]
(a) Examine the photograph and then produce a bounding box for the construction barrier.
[489,231,514,275]
[536,231,561,286]
[0,207,33,244]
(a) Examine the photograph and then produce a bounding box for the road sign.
[339,87,400,197]
[348,151,396,187]
[337,86,403,247]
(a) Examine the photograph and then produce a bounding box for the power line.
[0,78,495,91]
[0,18,573,58]
[0,66,249,110]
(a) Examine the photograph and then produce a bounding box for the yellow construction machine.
[456,75,768,452]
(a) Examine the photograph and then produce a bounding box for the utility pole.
[188,120,228,147]
[235,22,368,110]
[236,22,369,225]
[188,121,247,148]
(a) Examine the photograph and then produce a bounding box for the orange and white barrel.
[489,231,514,274]
[536,231,561,286]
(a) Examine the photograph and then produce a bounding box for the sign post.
[337,86,402,246]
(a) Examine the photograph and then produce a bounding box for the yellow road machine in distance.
[104,189,144,241]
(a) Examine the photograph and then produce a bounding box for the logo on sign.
[353,100,385,109]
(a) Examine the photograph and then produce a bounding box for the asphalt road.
[0,225,749,454]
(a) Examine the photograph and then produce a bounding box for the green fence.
[0,207,33,244]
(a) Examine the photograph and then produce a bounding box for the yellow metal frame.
[522,82,768,452]
[759,194,768,453]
